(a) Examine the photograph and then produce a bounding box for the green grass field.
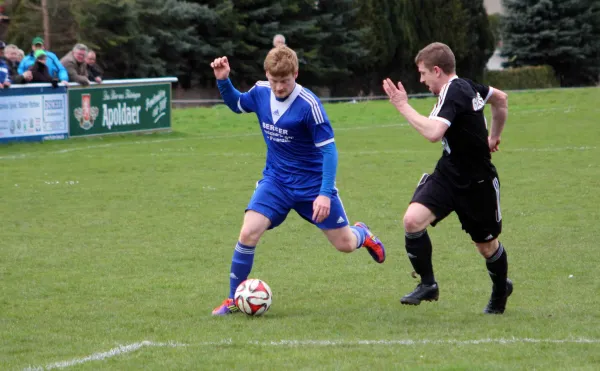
[1,87,600,370]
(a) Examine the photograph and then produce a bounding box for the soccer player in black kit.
[382,42,512,314]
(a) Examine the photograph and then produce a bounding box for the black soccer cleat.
[400,282,439,305]
[483,279,513,314]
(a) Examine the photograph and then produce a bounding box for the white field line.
[0,138,184,160]
[152,145,596,158]
[245,338,600,346]
[24,341,186,371]
[0,124,406,161]
[25,337,600,370]
[2,143,597,162]
[0,103,594,161]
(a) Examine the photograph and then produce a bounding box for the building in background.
[484,0,503,14]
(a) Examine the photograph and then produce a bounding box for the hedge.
[483,65,560,90]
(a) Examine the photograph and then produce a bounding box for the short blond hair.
[5,44,19,52]
[415,42,456,74]
[264,46,298,77]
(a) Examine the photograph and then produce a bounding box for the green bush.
[483,65,560,90]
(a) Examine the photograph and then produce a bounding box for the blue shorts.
[246,177,350,230]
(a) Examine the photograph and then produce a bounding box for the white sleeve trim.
[429,115,451,127]
[484,87,494,104]
[237,99,248,113]
[315,138,335,147]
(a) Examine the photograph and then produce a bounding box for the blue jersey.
[238,82,334,193]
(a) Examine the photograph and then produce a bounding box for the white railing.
[9,77,179,89]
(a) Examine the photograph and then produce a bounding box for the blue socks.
[229,242,256,298]
[228,227,366,299]
[350,225,367,248]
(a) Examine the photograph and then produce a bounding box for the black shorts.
[410,170,502,243]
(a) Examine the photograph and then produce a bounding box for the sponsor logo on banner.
[74,94,99,130]
[45,99,64,110]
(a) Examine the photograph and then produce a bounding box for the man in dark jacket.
[85,49,102,83]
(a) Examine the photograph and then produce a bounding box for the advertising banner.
[0,86,68,143]
[68,83,171,137]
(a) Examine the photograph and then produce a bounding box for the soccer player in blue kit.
[211,46,386,316]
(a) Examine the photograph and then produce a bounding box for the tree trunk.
[41,0,50,48]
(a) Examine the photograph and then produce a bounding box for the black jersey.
[428,76,497,187]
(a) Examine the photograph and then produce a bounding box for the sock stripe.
[486,243,504,263]
[405,230,426,239]
[350,226,366,248]
[235,243,255,255]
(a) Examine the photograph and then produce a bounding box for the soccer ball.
[234,279,273,316]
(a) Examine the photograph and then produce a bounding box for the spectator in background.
[272,34,286,47]
[4,44,32,84]
[85,49,102,83]
[0,40,11,88]
[61,43,91,85]
[28,49,57,87]
[19,36,68,85]
[16,48,24,62]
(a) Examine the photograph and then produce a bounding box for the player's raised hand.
[312,195,331,224]
[488,136,501,152]
[210,56,231,80]
[382,78,408,108]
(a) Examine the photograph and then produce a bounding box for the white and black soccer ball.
[234,279,273,316]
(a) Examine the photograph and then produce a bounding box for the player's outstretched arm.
[211,56,243,114]
[487,88,508,152]
[383,78,448,142]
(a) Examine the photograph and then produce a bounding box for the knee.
[476,239,499,259]
[334,237,355,253]
[403,212,427,233]
[239,225,264,246]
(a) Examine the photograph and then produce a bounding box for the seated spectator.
[4,43,32,84]
[61,43,91,85]
[18,36,68,85]
[0,40,11,88]
[29,50,58,87]
[85,49,102,83]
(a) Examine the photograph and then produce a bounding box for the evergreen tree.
[221,0,323,88]
[403,0,469,92]
[488,13,502,45]
[502,0,600,86]
[352,0,413,94]
[457,0,495,82]
[74,0,142,78]
[312,0,369,95]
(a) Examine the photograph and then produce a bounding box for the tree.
[456,0,495,82]
[488,13,502,46]
[312,0,369,95]
[219,0,324,88]
[403,0,470,92]
[502,0,600,86]
[352,0,413,94]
